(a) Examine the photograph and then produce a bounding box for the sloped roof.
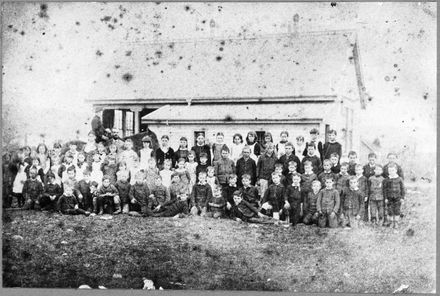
[142,102,337,124]
[88,30,362,104]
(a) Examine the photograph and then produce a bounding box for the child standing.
[144,158,160,192]
[383,164,405,228]
[301,143,322,174]
[245,131,262,162]
[101,155,118,185]
[355,164,369,222]
[159,159,173,189]
[261,132,274,154]
[318,159,336,188]
[185,151,198,193]
[155,135,175,169]
[276,131,290,158]
[235,146,257,187]
[316,177,340,228]
[300,161,318,205]
[284,173,303,226]
[174,137,190,165]
[36,143,51,176]
[382,152,404,179]
[322,129,342,162]
[284,161,299,188]
[368,165,385,225]
[303,128,323,160]
[277,142,301,176]
[191,133,212,166]
[75,152,88,182]
[139,136,154,171]
[214,147,235,190]
[330,153,341,174]
[230,133,245,165]
[211,132,229,164]
[363,152,378,179]
[261,172,285,220]
[195,152,209,182]
[335,162,350,200]
[302,180,321,225]
[347,151,358,176]
[206,166,220,190]
[294,135,305,162]
[340,177,363,228]
[256,142,278,198]
[190,172,213,216]
[11,149,27,207]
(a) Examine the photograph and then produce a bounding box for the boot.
[113,203,122,215]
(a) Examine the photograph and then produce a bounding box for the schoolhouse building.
[87,27,367,154]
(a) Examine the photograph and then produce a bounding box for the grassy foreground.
[2,181,436,292]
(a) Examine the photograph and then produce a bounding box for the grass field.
[2,181,436,292]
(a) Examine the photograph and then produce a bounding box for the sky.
[1,2,436,153]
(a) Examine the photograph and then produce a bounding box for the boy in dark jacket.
[97,175,121,214]
[284,161,298,188]
[115,170,131,214]
[340,177,363,228]
[301,144,322,174]
[368,165,385,225]
[223,174,239,215]
[347,151,358,176]
[239,174,259,209]
[75,170,93,212]
[383,164,405,228]
[283,173,303,226]
[207,185,227,218]
[382,152,404,179]
[236,146,257,186]
[39,171,63,211]
[301,161,318,203]
[101,155,118,185]
[214,147,235,189]
[363,152,378,179]
[330,153,341,174]
[22,167,44,210]
[57,186,90,216]
[302,180,321,225]
[317,176,340,228]
[153,190,190,218]
[303,128,323,160]
[150,176,171,213]
[277,142,301,176]
[322,130,342,163]
[355,164,369,222]
[190,172,213,216]
[261,172,285,220]
[256,142,278,198]
[318,159,337,188]
[195,152,209,183]
[191,133,212,166]
[128,172,152,217]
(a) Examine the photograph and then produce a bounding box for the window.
[114,110,123,137]
[194,131,205,146]
[256,131,265,144]
[125,111,134,136]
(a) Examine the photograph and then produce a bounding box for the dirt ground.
[2,181,436,292]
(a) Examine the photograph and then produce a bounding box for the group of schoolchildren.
[2,127,406,229]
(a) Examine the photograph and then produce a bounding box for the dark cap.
[310,128,319,134]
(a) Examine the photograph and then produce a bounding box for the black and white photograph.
[1,1,436,293]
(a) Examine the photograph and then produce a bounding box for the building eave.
[142,118,324,125]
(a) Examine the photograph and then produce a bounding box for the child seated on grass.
[302,180,321,225]
[383,164,405,228]
[150,176,171,213]
[190,172,213,216]
[96,175,121,215]
[261,172,285,220]
[228,191,288,225]
[368,165,385,225]
[153,189,190,218]
[283,173,303,226]
[317,176,340,228]
[39,171,62,211]
[169,173,188,202]
[22,166,44,210]
[128,171,152,217]
[340,177,363,228]
[57,186,90,216]
[207,185,227,218]
[115,170,131,214]
[239,174,259,209]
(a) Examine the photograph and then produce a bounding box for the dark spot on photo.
[75,21,80,25]
[106,73,110,78]
[179,56,183,60]
[39,3,49,18]
[218,5,222,12]
[96,50,103,56]
[20,31,25,36]
[155,1,161,4]
[384,76,390,81]
[219,47,224,51]
[108,24,115,30]
[172,25,175,29]
[187,65,192,70]
[216,56,222,61]
[393,63,398,68]
[160,70,164,74]
[101,16,111,22]
[155,51,162,58]
[13,28,18,33]
[122,73,133,82]
[220,40,225,46]
[119,13,123,18]
[252,59,256,63]
[423,93,428,100]
[125,50,132,56]
[168,43,175,49]
[42,32,46,35]
[202,20,206,24]
[114,65,120,69]
[331,2,337,7]
[184,5,191,11]
[8,25,13,29]
[224,115,233,121]
[152,61,159,66]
